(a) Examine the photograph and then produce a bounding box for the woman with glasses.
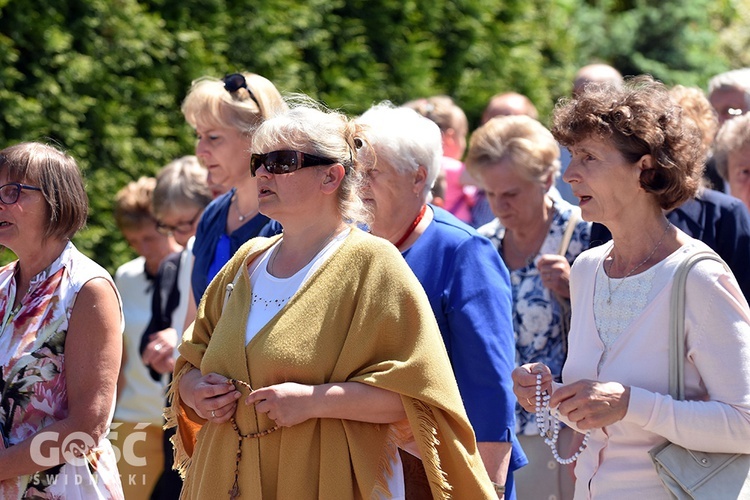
[0,142,124,498]
[112,176,182,499]
[181,72,287,312]
[141,156,213,377]
[165,102,496,499]
[138,156,213,499]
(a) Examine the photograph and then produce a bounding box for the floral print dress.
[478,198,591,435]
[0,242,124,499]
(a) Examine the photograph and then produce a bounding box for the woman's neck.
[607,212,678,277]
[227,183,260,232]
[270,217,347,279]
[371,200,428,248]
[14,239,68,303]
[503,198,554,266]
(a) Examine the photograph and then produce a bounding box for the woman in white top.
[166,100,495,499]
[512,75,750,499]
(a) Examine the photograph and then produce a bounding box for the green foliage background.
[0,0,743,273]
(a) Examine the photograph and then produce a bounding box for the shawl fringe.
[373,422,402,498]
[163,362,200,488]
[412,399,451,499]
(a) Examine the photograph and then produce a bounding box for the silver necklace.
[606,222,671,305]
[232,194,256,222]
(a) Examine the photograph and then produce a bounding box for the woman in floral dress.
[0,143,124,499]
[466,115,591,500]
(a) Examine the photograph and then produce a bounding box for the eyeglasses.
[222,73,261,110]
[156,211,202,235]
[250,150,337,177]
[0,182,42,205]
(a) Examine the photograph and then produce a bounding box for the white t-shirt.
[245,229,349,344]
[243,228,406,498]
[113,257,166,424]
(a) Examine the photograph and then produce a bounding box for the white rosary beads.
[535,373,591,465]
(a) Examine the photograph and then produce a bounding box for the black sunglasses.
[222,73,261,110]
[0,182,42,205]
[250,150,337,177]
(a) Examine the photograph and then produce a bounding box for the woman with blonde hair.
[166,102,495,499]
[466,114,591,500]
[182,72,286,309]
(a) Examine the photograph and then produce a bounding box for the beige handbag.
[648,250,750,499]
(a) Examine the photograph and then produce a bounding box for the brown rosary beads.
[227,378,279,500]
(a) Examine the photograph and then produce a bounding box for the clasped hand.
[512,363,631,430]
[188,372,312,428]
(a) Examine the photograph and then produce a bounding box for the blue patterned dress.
[479,198,591,435]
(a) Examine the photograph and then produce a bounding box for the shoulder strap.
[668,250,728,400]
[557,208,581,256]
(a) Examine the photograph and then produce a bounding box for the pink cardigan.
[559,239,750,499]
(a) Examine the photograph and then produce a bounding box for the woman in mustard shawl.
[165,101,496,499]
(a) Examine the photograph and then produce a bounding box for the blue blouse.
[403,205,528,494]
[478,198,591,435]
[191,188,282,304]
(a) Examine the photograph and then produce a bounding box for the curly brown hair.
[552,75,704,210]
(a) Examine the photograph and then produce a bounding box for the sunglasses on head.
[222,73,261,109]
[250,150,337,177]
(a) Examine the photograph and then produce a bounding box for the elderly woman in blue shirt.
[356,103,526,499]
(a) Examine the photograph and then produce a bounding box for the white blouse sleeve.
[625,259,750,453]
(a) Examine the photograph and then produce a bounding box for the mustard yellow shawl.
[165,228,494,499]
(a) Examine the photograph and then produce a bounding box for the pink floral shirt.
[0,242,123,499]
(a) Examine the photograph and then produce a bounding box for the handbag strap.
[557,207,581,256]
[668,250,728,401]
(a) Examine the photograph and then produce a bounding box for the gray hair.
[152,155,212,218]
[356,102,442,200]
[251,96,368,225]
[708,68,750,108]
[713,113,750,180]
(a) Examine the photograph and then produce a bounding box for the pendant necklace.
[232,194,256,222]
[393,205,427,249]
[606,222,671,305]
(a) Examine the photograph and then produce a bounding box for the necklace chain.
[606,222,671,305]
[535,373,591,464]
[232,194,257,222]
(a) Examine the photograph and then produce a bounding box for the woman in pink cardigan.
[512,75,750,499]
